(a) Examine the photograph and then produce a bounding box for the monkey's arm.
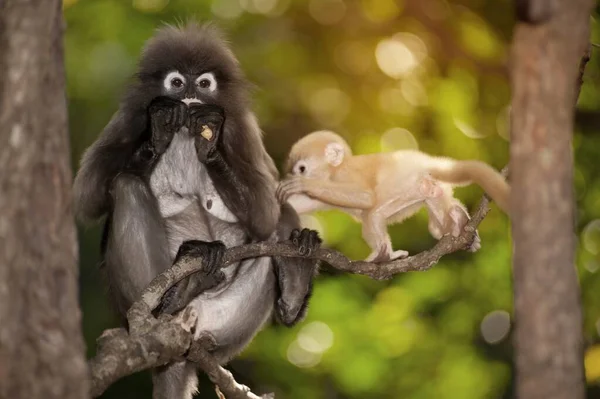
[273,203,321,326]
[277,177,375,210]
[73,97,187,223]
[72,110,147,222]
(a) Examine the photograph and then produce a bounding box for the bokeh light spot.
[287,340,322,368]
[380,127,418,151]
[375,33,427,79]
[583,219,600,255]
[584,260,599,273]
[375,38,416,79]
[309,0,346,25]
[496,105,510,141]
[454,118,488,139]
[480,310,510,344]
[297,321,334,354]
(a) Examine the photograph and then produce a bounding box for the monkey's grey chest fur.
[147,128,276,362]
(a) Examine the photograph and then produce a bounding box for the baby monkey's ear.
[324,142,345,167]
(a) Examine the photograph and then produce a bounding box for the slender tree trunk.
[510,1,593,398]
[0,1,89,398]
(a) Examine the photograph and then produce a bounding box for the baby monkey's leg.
[362,210,402,262]
[424,178,481,252]
[363,197,425,262]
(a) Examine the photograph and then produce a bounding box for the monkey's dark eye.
[299,166,306,173]
[171,78,184,88]
[196,72,217,92]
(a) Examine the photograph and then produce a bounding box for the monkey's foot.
[215,386,226,399]
[175,307,199,334]
[390,249,410,260]
[466,230,481,253]
[365,246,408,263]
[290,228,322,256]
[196,330,218,351]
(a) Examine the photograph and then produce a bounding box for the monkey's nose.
[182,97,203,105]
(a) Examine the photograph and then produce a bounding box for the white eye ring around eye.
[196,72,217,92]
[294,162,307,175]
[163,71,186,91]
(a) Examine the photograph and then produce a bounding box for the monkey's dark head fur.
[125,22,251,118]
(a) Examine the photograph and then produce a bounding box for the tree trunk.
[509,1,593,398]
[0,1,89,398]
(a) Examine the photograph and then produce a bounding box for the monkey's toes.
[390,250,410,260]
[196,331,218,351]
[176,307,199,333]
[467,231,482,253]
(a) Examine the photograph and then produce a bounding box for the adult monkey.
[73,22,320,399]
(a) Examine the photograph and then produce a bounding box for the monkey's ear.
[324,143,345,167]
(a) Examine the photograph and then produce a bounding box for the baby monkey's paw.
[290,228,322,256]
[276,177,306,204]
[149,96,187,154]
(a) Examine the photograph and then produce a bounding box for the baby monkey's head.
[284,130,353,179]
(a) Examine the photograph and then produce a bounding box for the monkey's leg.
[363,211,405,262]
[273,204,321,326]
[156,240,226,316]
[425,193,481,252]
[105,173,172,313]
[364,192,431,262]
[152,362,199,399]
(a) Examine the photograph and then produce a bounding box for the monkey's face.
[160,70,219,106]
[135,23,251,119]
[288,156,331,180]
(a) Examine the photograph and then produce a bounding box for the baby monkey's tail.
[429,160,509,213]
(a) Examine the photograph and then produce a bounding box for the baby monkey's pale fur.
[277,131,509,262]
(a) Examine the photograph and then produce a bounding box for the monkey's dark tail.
[429,160,510,214]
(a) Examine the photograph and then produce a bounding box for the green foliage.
[65,0,600,397]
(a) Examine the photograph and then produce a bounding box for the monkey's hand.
[157,240,226,316]
[148,96,188,155]
[276,228,321,326]
[188,104,225,163]
[276,177,306,204]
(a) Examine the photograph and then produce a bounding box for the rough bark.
[0,1,90,398]
[509,0,593,398]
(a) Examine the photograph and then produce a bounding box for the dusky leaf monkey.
[73,22,320,399]
[277,130,509,262]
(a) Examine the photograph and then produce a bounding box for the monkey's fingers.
[290,228,301,246]
[307,229,322,255]
[205,241,226,275]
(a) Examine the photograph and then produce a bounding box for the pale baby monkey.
[276,130,509,262]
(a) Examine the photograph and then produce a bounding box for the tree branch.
[89,170,505,398]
